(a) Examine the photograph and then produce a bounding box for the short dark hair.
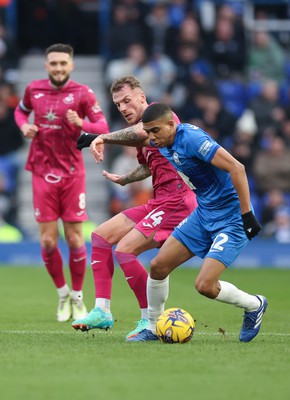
[142,103,173,123]
[45,43,74,58]
[110,75,143,94]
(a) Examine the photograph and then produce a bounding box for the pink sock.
[69,245,87,291]
[41,247,65,288]
[115,251,148,309]
[91,232,114,299]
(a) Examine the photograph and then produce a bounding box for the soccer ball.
[156,307,195,344]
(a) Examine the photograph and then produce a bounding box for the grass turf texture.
[0,266,289,400]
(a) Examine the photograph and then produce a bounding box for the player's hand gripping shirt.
[14,79,109,178]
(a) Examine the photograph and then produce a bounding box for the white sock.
[147,276,169,333]
[71,290,83,301]
[141,308,148,320]
[215,281,260,311]
[57,284,70,298]
[95,298,111,313]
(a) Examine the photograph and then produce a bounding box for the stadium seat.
[247,81,262,102]
[216,80,247,118]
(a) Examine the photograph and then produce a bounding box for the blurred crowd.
[103,0,290,244]
[1,0,290,243]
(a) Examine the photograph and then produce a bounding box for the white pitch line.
[0,330,289,337]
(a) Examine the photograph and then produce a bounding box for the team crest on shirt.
[173,152,181,165]
[63,93,74,104]
[92,101,101,113]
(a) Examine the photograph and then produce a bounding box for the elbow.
[238,161,246,175]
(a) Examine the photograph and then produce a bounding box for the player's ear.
[140,91,146,104]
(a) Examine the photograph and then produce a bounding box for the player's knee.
[65,232,83,248]
[150,257,168,280]
[41,236,57,252]
[195,278,216,299]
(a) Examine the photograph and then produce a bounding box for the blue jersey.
[153,123,249,266]
[158,123,238,211]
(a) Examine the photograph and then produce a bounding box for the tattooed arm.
[102,164,151,185]
[90,122,149,163]
[99,122,149,146]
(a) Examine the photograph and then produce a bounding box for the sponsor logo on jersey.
[173,152,181,165]
[198,140,213,157]
[34,93,44,99]
[63,93,74,104]
[44,107,58,121]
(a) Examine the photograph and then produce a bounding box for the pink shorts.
[32,173,88,222]
[123,191,196,247]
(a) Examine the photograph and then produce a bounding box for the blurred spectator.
[0,19,19,71]
[262,206,290,243]
[247,31,286,84]
[261,189,288,225]
[144,2,170,55]
[230,109,258,173]
[106,43,157,99]
[117,0,146,24]
[184,87,238,145]
[149,50,177,98]
[165,13,201,60]
[106,4,146,60]
[204,4,246,79]
[252,136,290,195]
[106,42,176,126]
[107,147,153,217]
[250,80,285,136]
[0,194,23,242]
[0,83,24,226]
[278,107,290,147]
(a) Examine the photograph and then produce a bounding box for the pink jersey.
[14,79,109,178]
[137,146,192,202]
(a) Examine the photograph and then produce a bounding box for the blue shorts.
[172,205,248,268]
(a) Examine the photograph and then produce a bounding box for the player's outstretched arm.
[99,122,148,146]
[89,122,149,164]
[102,164,151,186]
[211,147,261,240]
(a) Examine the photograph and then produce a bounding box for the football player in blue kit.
[124,102,267,343]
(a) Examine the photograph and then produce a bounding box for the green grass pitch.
[0,265,289,400]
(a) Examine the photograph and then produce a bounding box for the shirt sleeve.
[81,87,110,135]
[186,126,220,163]
[14,85,32,128]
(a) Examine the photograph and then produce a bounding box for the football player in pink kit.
[14,43,109,322]
[72,76,198,340]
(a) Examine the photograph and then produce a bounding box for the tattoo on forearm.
[100,126,146,145]
[121,164,151,185]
